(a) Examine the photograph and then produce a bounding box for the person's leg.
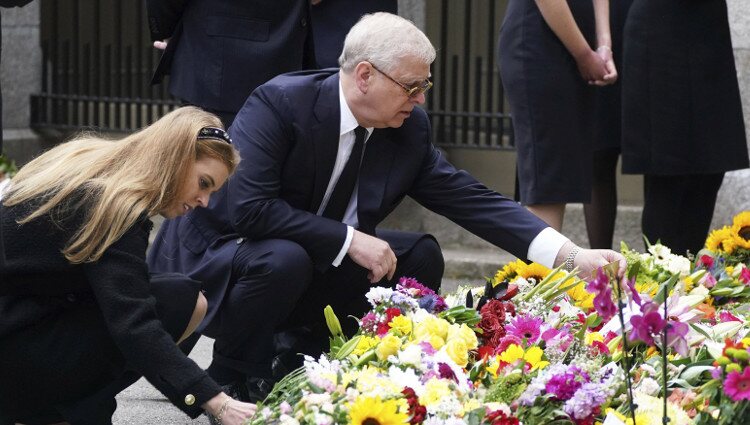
[642,174,681,250]
[204,239,312,386]
[584,148,620,249]
[677,173,725,256]
[526,203,566,231]
[179,292,207,344]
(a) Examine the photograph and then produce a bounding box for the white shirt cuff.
[527,227,570,269]
[332,225,354,267]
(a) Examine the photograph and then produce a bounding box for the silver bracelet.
[564,246,580,272]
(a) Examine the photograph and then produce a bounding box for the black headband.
[197,126,232,144]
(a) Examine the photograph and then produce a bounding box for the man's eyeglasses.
[370,63,433,98]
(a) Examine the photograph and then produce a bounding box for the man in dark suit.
[311,0,397,68]
[146,0,316,126]
[148,12,625,400]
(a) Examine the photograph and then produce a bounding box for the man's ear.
[353,61,373,94]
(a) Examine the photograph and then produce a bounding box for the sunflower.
[731,212,750,250]
[492,259,526,286]
[348,396,409,425]
[705,226,735,253]
[516,262,552,282]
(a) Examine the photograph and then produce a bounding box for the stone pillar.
[713,1,750,227]
[398,0,425,30]
[1,0,41,161]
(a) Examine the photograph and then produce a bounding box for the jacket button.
[66,293,77,302]
[236,238,244,245]
[300,17,307,27]
[184,394,195,406]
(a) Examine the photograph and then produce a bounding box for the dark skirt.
[0,273,202,425]
[621,0,748,175]
[498,0,597,204]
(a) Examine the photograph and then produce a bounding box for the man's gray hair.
[338,12,436,73]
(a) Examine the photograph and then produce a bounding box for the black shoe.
[246,377,275,403]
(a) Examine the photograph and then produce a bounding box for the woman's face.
[160,156,230,219]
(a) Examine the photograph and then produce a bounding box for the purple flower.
[545,372,583,401]
[593,287,617,321]
[419,341,437,355]
[587,268,617,321]
[629,301,689,356]
[625,276,642,306]
[563,381,611,420]
[629,302,666,346]
[506,314,543,344]
[438,362,458,382]
[666,320,689,357]
[396,277,447,312]
[360,312,378,332]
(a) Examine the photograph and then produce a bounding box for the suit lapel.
[357,129,395,233]
[309,73,342,212]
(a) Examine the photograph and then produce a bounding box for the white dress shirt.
[322,79,569,269]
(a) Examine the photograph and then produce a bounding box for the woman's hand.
[590,45,618,86]
[574,49,608,83]
[204,393,257,425]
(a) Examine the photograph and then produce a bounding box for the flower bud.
[726,363,743,374]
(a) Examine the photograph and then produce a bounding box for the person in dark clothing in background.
[621,0,748,256]
[146,0,316,127]
[311,0,397,68]
[0,107,255,424]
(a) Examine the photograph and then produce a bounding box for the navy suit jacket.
[147,0,315,114]
[148,70,548,329]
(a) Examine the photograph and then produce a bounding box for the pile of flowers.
[248,211,750,425]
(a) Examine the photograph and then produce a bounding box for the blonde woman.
[0,107,255,424]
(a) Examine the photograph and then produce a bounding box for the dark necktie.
[322,126,367,221]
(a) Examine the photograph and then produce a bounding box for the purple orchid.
[629,302,666,346]
[586,268,617,321]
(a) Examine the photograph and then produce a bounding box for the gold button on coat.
[184,394,196,405]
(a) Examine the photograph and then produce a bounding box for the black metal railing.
[31,0,513,149]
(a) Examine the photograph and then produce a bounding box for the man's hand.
[574,248,626,280]
[348,230,397,283]
[556,241,626,280]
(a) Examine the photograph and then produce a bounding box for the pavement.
[113,336,214,424]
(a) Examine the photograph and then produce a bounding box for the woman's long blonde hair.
[2,106,239,263]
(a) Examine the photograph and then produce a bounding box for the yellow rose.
[427,335,446,350]
[389,315,413,336]
[445,338,469,367]
[447,323,478,350]
[376,334,402,361]
[414,316,449,342]
[421,379,451,407]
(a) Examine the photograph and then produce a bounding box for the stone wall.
[1,1,40,144]
[713,1,750,228]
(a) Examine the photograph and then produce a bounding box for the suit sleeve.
[406,114,549,261]
[145,0,188,41]
[227,85,348,270]
[83,220,221,418]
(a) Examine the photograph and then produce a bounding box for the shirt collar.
[339,78,373,138]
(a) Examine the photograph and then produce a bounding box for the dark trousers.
[203,231,444,384]
[641,173,725,256]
